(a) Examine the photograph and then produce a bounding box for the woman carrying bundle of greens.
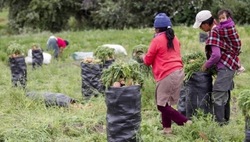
[140,13,191,135]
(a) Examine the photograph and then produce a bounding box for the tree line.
[0,0,249,33]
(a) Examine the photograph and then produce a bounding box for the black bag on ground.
[32,49,44,69]
[9,56,27,88]
[81,62,103,99]
[105,85,141,142]
[26,92,76,107]
[185,72,213,119]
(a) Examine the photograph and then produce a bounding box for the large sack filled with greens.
[185,72,213,119]
[179,52,214,118]
[94,46,115,69]
[26,92,76,107]
[9,56,27,88]
[101,61,143,142]
[105,85,141,142]
[32,48,44,69]
[81,60,103,100]
[7,42,27,88]
[26,49,52,64]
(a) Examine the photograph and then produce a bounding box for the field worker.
[140,13,191,135]
[193,10,239,125]
[47,36,69,59]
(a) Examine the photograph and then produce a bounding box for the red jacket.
[143,33,183,82]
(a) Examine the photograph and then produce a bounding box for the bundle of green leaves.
[7,42,25,56]
[238,90,250,117]
[182,52,206,81]
[132,44,148,63]
[94,46,115,62]
[101,61,144,89]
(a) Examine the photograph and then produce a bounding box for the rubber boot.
[224,91,231,124]
[214,104,225,126]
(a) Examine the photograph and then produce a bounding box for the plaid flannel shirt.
[206,26,241,70]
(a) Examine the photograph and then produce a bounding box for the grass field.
[0,10,250,142]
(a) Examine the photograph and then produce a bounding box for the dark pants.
[224,90,231,122]
[212,68,235,124]
[157,104,188,128]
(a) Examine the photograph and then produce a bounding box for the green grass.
[0,26,249,141]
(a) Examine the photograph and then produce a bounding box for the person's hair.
[64,40,69,46]
[158,27,175,50]
[201,17,214,26]
[218,9,233,19]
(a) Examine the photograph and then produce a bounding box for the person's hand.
[139,54,145,60]
[59,48,63,53]
[201,63,207,72]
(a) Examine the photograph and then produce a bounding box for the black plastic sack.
[9,56,27,88]
[32,49,43,69]
[177,84,188,116]
[103,59,115,69]
[245,116,250,142]
[105,85,141,142]
[185,72,213,119]
[26,92,76,107]
[81,62,103,99]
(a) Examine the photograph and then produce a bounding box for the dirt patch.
[0,18,6,23]
[92,124,106,133]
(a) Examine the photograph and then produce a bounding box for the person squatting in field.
[47,36,69,59]
[140,13,191,135]
[193,10,240,125]
[217,9,245,75]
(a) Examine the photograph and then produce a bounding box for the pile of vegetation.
[7,42,25,57]
[81,57,102,64]
[238,90,250,117]
[101,61,144,89]
[93,46,115,62]
[182,52,206,80]
[132,44,148,63]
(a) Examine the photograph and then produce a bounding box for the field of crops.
[0,23,250,141]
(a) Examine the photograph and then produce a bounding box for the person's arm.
[58,48,64,57]
[202,45,221,71]
[143,40,157,66]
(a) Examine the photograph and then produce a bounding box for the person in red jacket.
[140,13,191,135]
[47,36,69,59]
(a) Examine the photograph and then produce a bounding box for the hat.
[193,10,212,28]
[154,13,172,28]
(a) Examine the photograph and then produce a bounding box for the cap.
[193,10,212,28]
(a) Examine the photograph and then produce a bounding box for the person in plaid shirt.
[217,9,245,75]
[193,10,239,125]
